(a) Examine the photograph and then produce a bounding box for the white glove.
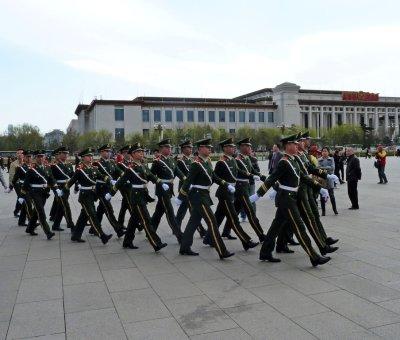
[320,188,329,202]
[4,187,11,193]
[162,183,169,191]
[105,193,112,201]
[227,184,236,193]
[253,175,260,181]
[56,189,63,197]
[110,180,117,186]
[18,197,25,204]
[174,197,182,206]
[249,193,260,203]
[267,189,277,201]
[327,174,339,184]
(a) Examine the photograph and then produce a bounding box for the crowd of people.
[0,131,389,267]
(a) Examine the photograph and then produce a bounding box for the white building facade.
[74,82,400,139]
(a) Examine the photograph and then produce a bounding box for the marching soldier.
[63,148,113,244]
[250,134,331,266]
[8,147,25,218]
[150,138,184,243]
[22,150,60,239]
[51,146,75,231]
[204,138,259,251]
[93,144,126,238]
[175,140,207,238]
[9,150,34,226]
[117,145,132,225]
[176,138,234,259]
[222,138,266,242]
[111,143,167,251]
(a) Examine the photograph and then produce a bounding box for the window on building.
[258,112,265,123]
[154,110,161,122]
[208,111,215,122]
[229,128,235,134]
[337,114,342,125]
[268,112,274,123]
[142,110,149,122]
[115,128,125,141]
[176,110,183,122]
[143,129,149,136]
[198,111,205,122]
[219,111,225,122]
[249,111,255,122]
[239,111,246,122]
[187,110,194,122]
[229,111,235,122]
[165,110,172,122]
[304,113,309,129]
[114,107,124,121]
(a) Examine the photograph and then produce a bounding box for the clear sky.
[1,0,399,133]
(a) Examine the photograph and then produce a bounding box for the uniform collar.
[223,153,232,160]
[284,152,295,160]
[198,155,208,162]
[100,157,109,162]
[132,160,142,166]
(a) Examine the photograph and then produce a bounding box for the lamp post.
[154,124,164,142]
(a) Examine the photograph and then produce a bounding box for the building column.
[332,112,336,128]
[384,109,389,136]
[374,112,379,134]
[395,112,399,136]
[308,107,312,129]
[319,111,323,137]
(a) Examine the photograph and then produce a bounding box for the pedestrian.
[346,147,361,210]
[268,143,283,174]
[375,145,388,184]
[318,147,338,215]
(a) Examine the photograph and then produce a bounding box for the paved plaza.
[1,158,400,339]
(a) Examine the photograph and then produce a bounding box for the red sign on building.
[342,91,379,102]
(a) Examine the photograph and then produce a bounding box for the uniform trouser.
[49,196,58,220]
[151,194,182,240]
[181,200,228,257]
[211,197,251,246]
[223,193,264,240]
[73,192,106,239]
[260,193,319,260]
[175,198,207,236]
[19,196,33,225]
[320,188,337,214]
[14,199,22,215]
[307,187,328,241]
[53,191,74,228]
[27,191,51,235]
[347,180,359,208]
[96,195,125,233]
[240,184,256,219]
[117,191,129,225]
[123,199,162,249]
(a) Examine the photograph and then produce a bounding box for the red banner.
[342,91,379,102]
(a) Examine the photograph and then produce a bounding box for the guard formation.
[5,132,340,267]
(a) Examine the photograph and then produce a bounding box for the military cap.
[299,131,310,140]
[236,137,252,146]
[280,134,299,145]
[53,146,69,155]
[24,150,33,156]
[129,142,145,153]
[195,138,213,148]
[33,150,47,156]
[98,144,112,152]
[78,148,95,157]
[157,138,172,147]
[179,140,193,148]
[119,145,131,153]
[219,138,235,147]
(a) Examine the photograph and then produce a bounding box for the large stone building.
[74,82,400,139]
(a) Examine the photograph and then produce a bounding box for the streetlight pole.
[154,124,164,142]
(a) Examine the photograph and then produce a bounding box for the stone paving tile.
[111,288,171,323]
[23,259,61,279]
[60,249,96,266]
[63,281,113,313]
[0,254,26,272]
[17,276,63,303]
[0,321,7,340]
[66,308,126,340]
[95,252,135,270]
[20,334,66,340]
[8,299,64,339]
[123,317,188,340]
[189,328,252,340]
[0,291,17,322]
[371,322,400,339]
[103,268,148,292]
[130,253,179,276]
[175,260,226,282]
[62,262,103,285]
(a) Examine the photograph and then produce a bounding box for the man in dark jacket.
[346,148,361,209]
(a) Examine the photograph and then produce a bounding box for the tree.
[322,124,363,146]
[62,130,80,153]
[77,130,112,150]
[1,124,43,150]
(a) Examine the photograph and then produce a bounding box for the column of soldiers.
[5,131,340,267]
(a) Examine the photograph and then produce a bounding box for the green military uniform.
[9,156,24,217]
[204,138,258,251]
[22,150,57,239]
[178,138,234,259]
[51,147,75,231]
[222,138,266,242]
[64,148,112,244]
[150,139,184,242]
[117,145,131,225]
[11,151,33,226]
[255,135,331,267]
[175,140,207,237]
[93,144,125,238]
[113,143,167,251]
